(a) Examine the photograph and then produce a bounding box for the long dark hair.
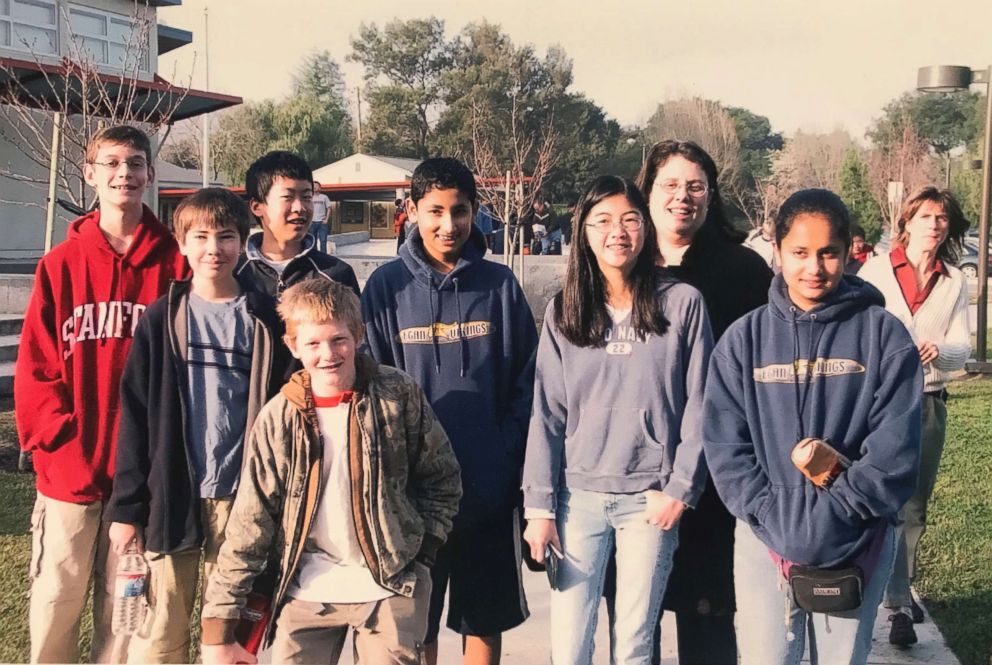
[555,175,669,347]
[775,189,852,251]
[635,140,744,243]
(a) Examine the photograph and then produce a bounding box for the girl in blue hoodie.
[702,189,922,665]
[522,176,712,665]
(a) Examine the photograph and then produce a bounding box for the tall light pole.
[918,65,992,372]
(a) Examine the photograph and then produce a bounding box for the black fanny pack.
[788,564,864,613]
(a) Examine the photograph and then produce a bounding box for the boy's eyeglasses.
[656,179,708,197]
[90,159,148,171]
[586,218,644,232]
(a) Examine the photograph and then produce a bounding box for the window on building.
[0,0,58,56]
[68,4,148,72]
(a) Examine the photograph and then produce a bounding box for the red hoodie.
[15,206,188,503]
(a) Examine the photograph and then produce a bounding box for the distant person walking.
[394,198,408,254]
[858,186,972,647]
[311,180,331,252]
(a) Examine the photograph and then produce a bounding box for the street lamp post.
[918,65,992,372]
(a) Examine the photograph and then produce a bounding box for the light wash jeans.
[734,520,895,665]
[551,488,679,665]
[541,228,563,254]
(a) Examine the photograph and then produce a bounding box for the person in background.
[475,203,495,249]
[850,226,876,266]
[744,216,777,270]
[858,186,971,647]
[311,181,331,253]
[394,198,409,254]
[523,175,711,664]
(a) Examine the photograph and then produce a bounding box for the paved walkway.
[306,568,960,665]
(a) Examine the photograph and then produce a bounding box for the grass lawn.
[1,381,992,664]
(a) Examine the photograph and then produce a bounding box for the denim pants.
[884,394,946,609]
[551,488,679,665]
[541,228,563,254]
[734,520,895,665]
[310,221,329,253]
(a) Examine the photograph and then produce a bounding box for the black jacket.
[662,222,773,615]
[236,233,360,298]
[106,280,293,554]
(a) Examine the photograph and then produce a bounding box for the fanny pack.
[788,564,864,613]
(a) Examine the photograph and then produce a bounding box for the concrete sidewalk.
[329,568,961,664]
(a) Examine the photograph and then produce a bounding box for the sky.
[158,0,992,141]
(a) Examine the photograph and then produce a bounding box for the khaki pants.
[126,497,233,664]
[271,562,431,664]
[885,394,947,610]
[29,493,128,664]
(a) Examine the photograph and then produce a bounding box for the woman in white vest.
[858,186,972,647]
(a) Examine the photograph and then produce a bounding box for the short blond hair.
[278,277,364,341]
[172,188,252,244]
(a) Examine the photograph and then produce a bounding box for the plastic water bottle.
[111,546,148,636]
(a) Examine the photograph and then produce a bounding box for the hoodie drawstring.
[453,277,467,378]
[791,309,824,441]
[428,278,441,375]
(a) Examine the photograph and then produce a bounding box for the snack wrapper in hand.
[791,437,851,489]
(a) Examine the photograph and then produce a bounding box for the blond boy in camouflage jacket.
[201,354,462,656]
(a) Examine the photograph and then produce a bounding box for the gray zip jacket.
[522,280,713,512]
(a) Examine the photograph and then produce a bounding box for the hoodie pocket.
[566,407,666,476]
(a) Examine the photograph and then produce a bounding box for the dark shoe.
[911,596,925,623]
[889,613,918,646]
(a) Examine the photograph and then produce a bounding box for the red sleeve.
[14,259,76,453]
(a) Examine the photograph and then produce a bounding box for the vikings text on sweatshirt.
[702,274,922,568]
[15,206,188,503]
[361,226,538,523]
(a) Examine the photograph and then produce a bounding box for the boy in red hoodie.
[14,125,188,664]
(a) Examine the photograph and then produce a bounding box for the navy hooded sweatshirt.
[702,274,922,568]
[361,225,538,524]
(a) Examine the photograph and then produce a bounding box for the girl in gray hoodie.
[522,176,712,665]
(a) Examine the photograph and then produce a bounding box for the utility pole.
[200,4,210,188]
[355,88,363,144]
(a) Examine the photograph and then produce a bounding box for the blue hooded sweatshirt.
[702,273,922,568]
[361,225,538,524]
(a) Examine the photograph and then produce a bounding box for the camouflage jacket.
[201,355,462,645]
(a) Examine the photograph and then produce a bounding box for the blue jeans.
[734,520,895,665]
[310,221,329,253]
[541,228,562,254]
[551,488,679,665]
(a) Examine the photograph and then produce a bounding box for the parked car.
[958,239,992,279]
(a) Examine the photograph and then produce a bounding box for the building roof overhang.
[0,55,241,123]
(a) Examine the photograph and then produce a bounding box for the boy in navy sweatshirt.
[361,157,538,665]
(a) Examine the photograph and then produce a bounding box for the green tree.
[869,92,981,155]
[349,17,453,157]
[212,101,276,185]
[292,50,347,104]
[270,93,353,168]
[839,147,882,242]
[725,106,783,226]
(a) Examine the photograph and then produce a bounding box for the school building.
[0,0,241,259]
